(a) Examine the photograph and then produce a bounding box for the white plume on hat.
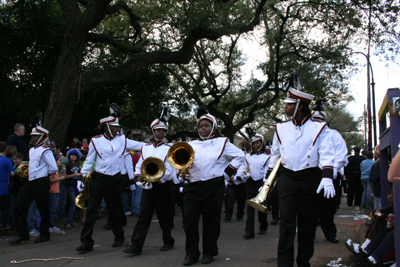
[30,115,49,136]
[100,103,121,126]
[196,106,217,129]
[151,106,170,132]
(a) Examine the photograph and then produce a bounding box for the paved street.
[0,197,365,267]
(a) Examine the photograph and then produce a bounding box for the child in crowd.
[49,155,66,232]
[64,149,82,229]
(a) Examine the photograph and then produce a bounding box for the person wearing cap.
[9,124,57,245]
[76,110,146,252]
[181,107,245,266]
[267,73,335,267]
[312,100,348,244]
[123,107,175,256]
[344,146,365,211]
[242,128,270,239]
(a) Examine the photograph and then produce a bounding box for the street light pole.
[354,51,376,150]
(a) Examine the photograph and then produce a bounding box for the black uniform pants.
[224,182,246,221]
[347,175,363,207]
[277,167,321,267]
[318,175,339,240]
[130,181,174,252]
[80,172,124,248]
[267,184,280,220]
[245,178,268,235]
[170,182,183,228]
[15,176,50,239]
[183,177,225,259]
[106,174,128,227]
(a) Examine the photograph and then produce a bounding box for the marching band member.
[267,73,335,267]
[76,104,146,252]
[312,99,348,244]
[10,117,57,245]
[182,107,245,266]
[123,107,175,256]
[224,162,247,222]
[243,128,270,239]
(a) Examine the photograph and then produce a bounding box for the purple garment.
[0,156,15,195]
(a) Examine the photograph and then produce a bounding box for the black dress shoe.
[103,224,112,230]
[76,245,93,252]
[9,236,30,245]
[243,232,255,239]
[112,240,124,247]
[202,255,213,264]
[123,247,141,256]
[183,256,198,266]
[326,237,339,243]
[258,229,267,235]
[271,218,280,225]
[34,236,50,243]
[160,244,173,251]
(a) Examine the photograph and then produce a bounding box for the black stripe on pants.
[277,167,321,267]
[15,176,50,239]
[183,177,225,259]
[130,181,174,252]
[80,172,124,248]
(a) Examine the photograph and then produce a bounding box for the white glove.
[258,186,263,192]
[179,187,183,193]
[77,181,84,193]
[136,181,145,189]
[333,168,338,179]
[160,176,168,184]
[129,184,136,191]
[144,182,153,190]
[223,172,230,180]
[316,178,336,198]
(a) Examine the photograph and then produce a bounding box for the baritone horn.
[15,161,29,179]
[167,142,195,180]
[75,170,93,209]
[246,157,281,213]
[140,156,166,184]
[238,141,252,153]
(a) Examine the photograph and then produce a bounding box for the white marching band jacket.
[134,142,176,183]
[28,142,58,181]
[123,152,134,179]
[245,152,271,182]
[187,137,245,183]
[328,128,348,178]
[81,134,145,176]
[268,117,335,179]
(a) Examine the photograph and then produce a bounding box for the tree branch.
[87,33,148,53]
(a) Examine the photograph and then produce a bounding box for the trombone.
[246,157,281,213]
[167,142,195,180]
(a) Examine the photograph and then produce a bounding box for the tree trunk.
[43,24,87,148]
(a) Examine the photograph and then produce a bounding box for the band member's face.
[30,135,40,144]
[284,103,296,117]
[154,128,167,141]
[109,125,119,136]
[198,119,213,138]
[252,140,262,151]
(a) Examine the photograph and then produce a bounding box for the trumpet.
[75,170,93,209]
[140,156,166,184]
[246,157,281,213]
[167,142,195,180]
[15,161,29,179]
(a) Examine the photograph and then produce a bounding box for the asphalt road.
[0,196,365,267]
